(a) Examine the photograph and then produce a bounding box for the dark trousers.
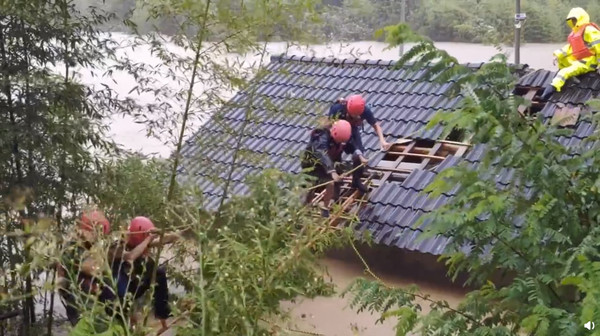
[59,282,118,326]
[60,289,81,326]
[115,258,171,320]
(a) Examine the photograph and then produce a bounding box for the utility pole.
[399,0,406,56]
[514,0,526,65]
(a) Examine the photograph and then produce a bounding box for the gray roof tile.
[179,55,599,256]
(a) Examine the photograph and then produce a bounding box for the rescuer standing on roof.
[301,120,357,218]
[328,95,390,194]
[541,7,600,101]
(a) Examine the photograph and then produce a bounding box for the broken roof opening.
[446,127,465,142]
[377,138,470,172]
[515,84,548,117]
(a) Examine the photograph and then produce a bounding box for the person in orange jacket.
[541,7,600,101]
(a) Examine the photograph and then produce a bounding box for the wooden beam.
[329,176,374,226]
[386,151,446,160]
[394,138,413,145]
[419,142,443,169]
[328,189,360,225]
[310,189,327,206]
[440,143,469,152]
[394,142,469,154]
[376,141,416,186]
[454,145,469,157]
[436,139,473,147]
[517,88,537,116]
[339,197,369,203]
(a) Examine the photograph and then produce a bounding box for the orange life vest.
[568,22,600,60]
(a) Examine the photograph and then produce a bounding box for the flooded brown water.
[279,252,468,336]
[50,37,561,335]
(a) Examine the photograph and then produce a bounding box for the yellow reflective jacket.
[553,7,600,67]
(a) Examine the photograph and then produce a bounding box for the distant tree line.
[320,0,600,44]
[82,0,600,44]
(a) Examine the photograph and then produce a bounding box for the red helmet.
[128,216,156,247]
[346,95,365,117]
[81,210,110,235]
[330,120,352,143]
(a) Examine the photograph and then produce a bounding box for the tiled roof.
[518,69,600,150]
[178,54,600,255]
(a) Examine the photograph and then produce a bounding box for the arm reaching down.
[114,235,156,263]
[373,122,390,151]
[362,106,390,151]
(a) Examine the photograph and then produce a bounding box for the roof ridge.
[269,53,530,72]
[269,53,394,67]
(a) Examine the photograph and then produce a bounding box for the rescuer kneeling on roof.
[301,119,358,218]
[541,7,600,101]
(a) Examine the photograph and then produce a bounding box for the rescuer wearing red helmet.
[57,209,118,326]
[301,119,364,217]
[109,216,180,333]
[327,94,387,197]
[329,94,390,151]
[80,209,111,236]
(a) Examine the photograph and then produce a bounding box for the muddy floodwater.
[49,36,560,335]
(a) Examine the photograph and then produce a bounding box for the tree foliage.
[0,0,134,332]
[24,166,345,336]
[0,0,344,334]
[95,156,179,226]
[345,23,600,335]
[171,170,346,335]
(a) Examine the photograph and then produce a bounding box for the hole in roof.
[529,100,545,115]
[514,87,546,116]
[513,86,532,96]
[446,128,465,142]
[387,172,410,183]
[415,139,436,148]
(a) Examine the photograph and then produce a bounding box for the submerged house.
[177,54,600,261]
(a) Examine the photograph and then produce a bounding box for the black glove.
[540,84,556,101]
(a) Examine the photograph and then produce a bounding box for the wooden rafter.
[372,138,470,175]
[376,140,417,185]
[420,142,443,168]
[517,88,538,116]
[516,86,548,117]
[308,174,373,225]
[308,137,471,225]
